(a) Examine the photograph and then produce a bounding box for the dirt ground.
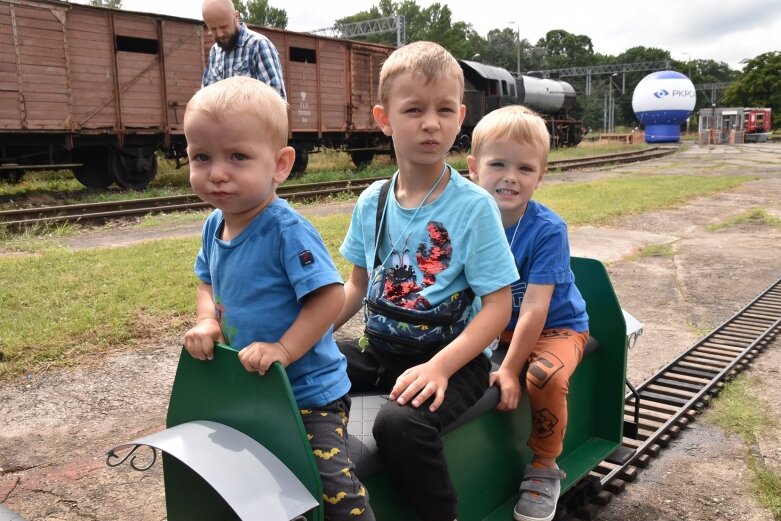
[1,143,781,521]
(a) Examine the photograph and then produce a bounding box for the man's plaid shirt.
[202,23,287,100]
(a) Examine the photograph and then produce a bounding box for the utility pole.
[508,21,520,74]
[682,52,692,134]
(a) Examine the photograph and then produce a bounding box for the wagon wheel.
[110,147,158,190]
[455,133,471,151]
[290,146,309,177]
[350,150,374,170]
[72,146,113,189]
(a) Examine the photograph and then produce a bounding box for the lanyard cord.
[508,203,529,251]
[373,163,449,270]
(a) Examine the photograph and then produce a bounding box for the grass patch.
[625,243,675,261]
[706,376,781,517]
[688,323,714,339]
[707,208,781,231]
[752,463,781,517]
[137,209,211,229]
[0,172,753,378]
[0,237,201,378]
[0,221,81,253]
[554,143,648,159]
[706,376,773,441]
[536,174,751,225]
[308,213,353,277]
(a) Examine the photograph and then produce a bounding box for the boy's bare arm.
[333,265,368,332]
[183,282,225,360]
[390,285,512,412]
[239,282,345,374]
[492,283,554,411]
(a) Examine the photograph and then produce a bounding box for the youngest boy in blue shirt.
[182,76,373,520]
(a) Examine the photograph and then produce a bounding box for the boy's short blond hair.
[378,41,464,105]
[185,76,289,150]
[471,105,550,168]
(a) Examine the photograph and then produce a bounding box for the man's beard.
[216,29,240,51]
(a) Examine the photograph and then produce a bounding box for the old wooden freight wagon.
[0,0,204,188]
[246,26,393,173]
[0,0,394,189]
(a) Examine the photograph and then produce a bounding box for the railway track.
[1,148,674,228]
[561,276,781,520]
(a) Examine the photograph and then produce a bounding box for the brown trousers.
[500,328,589,459]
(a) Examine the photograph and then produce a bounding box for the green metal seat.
[355,257,629,519]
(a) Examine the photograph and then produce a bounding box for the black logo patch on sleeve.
[299,250,315,266]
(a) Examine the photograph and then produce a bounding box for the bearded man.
[201,0,287,100]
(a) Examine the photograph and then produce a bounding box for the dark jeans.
[339,338,490,521]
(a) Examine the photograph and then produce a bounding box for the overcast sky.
[71,0,781,71]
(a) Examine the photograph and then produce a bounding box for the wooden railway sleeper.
[603,478,625,495]
[559,474,603,520]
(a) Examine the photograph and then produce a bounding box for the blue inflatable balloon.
[632,71,696,143]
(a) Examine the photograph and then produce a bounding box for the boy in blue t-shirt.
[468,105,589,521]
[182,76,373,520]
[335,42,518,521]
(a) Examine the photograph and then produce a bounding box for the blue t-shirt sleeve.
[462,196,518,296]
[527,223,573,285]
[194,211,220,284]
[340,181,384,269]
[281,219,343,301]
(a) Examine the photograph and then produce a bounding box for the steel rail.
[557,278,781,520]
[1,148,675,228]
[569,277,781,519]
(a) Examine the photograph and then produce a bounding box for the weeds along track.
[1,148,674,228]
[560,277,781,520]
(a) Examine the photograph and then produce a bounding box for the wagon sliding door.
[0,2,71,132]
[348,48,379,132]
[348,45,385,168]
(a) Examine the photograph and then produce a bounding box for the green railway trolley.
[107,257,632,520]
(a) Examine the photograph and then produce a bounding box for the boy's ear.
[466,154,479,183]
[273,146,295,184]
[536,168,547,188]
[373,105,392,136]
[459,104,466,127]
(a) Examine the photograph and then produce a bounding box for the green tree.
[89,0,122,7]
[232,0,287,29]
[670,57,737,123]
[536,29,594,69]
[333,0,482,59]
[480,28,544,73]
[723,51,781,128]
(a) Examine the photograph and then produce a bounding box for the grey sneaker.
[512,464,566,521]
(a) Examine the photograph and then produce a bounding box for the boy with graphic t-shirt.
[334,41,518,521]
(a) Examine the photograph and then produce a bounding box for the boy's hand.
[390,361,450,412]
[489,368,522,411]
[238,341,291,375]
[183,318,224,361]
